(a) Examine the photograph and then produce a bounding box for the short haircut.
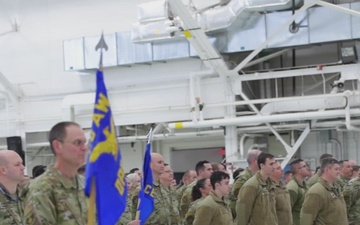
[353,165,360,172]
[129,168,139,173]
[49,121,80,154]
[290,159,304,174]
[285,171,292,176]
[210,171,230,189]
[247,150,260,164]
[191,178,207,201]
[320,157,339,174]
[195,160,210,174]
[211,162,225,171]
[319,153,333,163]
[339,160,349,168]
[164,163,169,167]
[233,167,244,180]
[257,152,275,169]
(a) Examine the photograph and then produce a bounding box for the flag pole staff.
[87,32,108,225]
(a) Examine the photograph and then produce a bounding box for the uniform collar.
[47,166,82,190]
[293,176,307,188]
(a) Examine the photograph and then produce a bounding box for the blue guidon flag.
[85,68,127,225]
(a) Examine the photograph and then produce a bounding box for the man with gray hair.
[0,150,25,225]
[300,157,348,225]
[306,153,333,188]
[229,149,261,219]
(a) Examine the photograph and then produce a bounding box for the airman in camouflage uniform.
[343,177,360,225]
[229,149,261,219]
[236,152,278,225]
[24,166,88,225]
[175,170,196,204]
[184,198,203,225]
[300,158,348,225]
[271,162,292,225]
[180,160,213,219]
[23,122,88,225]
[306,153,333,188]
[0,150,25,225]
[286,159,310,225]
[336,160,353,191]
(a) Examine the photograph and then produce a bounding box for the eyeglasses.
[59,139,87,148]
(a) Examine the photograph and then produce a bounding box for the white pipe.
[239,134,263,159]
[169,109,360,129]
[243,48,292,69]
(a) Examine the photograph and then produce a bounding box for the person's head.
[195,160,213,179]
[32,165,47,178]
[191,178,212,201]
[130,168,143,179]
[352,165,360,178]
[233,167,244,180]
[319,153,333,163]
[290,159,311,179]
[0,150,25,188]
[150,153,164,178]
[182,169,197,185]
[247,149,262,171]
[49,121,87,168]
[211,162,227,173]
[270,162,283,183]
[257,152,276,177]
[126,173,141,190]
[284,171,292,184]
[170,179,177,190]
[160,163,174,187]
[339,160,353,179]
[210,171,231,198]
[320,157,340,184]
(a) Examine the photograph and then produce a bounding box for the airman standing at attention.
[175,170,196,204]
[23,121,88,225]
[193,171,232,225]
[0,150,25,225]
[337,160,353,191]
[286,159,311,225]
[180,160,213,219]
[159,163,181,225]
[306,153,333,188]
[236,152,278,225]
[343,174,360,224]
[229,149,261,219]
[300,157,348,225]
[131,153,171,225]
[270,162,292,225]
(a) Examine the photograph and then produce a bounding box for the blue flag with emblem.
[136,129,155,225]
[84,68,127,225]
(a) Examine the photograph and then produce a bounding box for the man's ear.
[0,165,7,175]
[52,140,61,155]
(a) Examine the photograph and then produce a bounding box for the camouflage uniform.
[343,177,360,225]
[23,167,88,225]
[0,183,22,225]
[300,178,348,225]
[184,197,203,225]
[164,187,181,225]
[336,174,350,192]
[193,191,233,225]
[236,172,277,225]
[131,180,171,225]
[229,168,253,219]
[306,170,320,189]
[286,177,307,225]
[179,180,196,219]
[273,181,292,225]
[175,185,186,205]
[116,193,134,225]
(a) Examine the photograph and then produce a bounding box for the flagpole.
[87,32,109,225]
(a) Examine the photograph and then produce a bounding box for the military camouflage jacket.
[23,167,88,225]
[184,197,203,225]
[229,168,254,219]
[306,171,320,189]
[274,181,292,225]
[0,183,22,225]
[193,191,233,225]
[236,172,278,225]
[179,179,196,219]
[300,178,348,225]
[343,177,360,224]
[336,175,350,192]
[286,176,307,225]
[131,180,171,225]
